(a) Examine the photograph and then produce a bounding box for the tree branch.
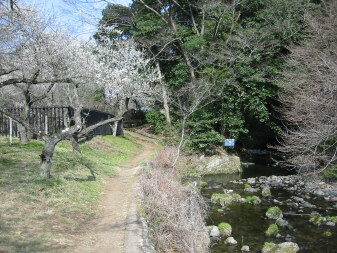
[30,83,55,104]
[0,77,73,88]
[0,108,30,129]
[0,68,19,77]
[150,38,180,61]
[139,0,168,25]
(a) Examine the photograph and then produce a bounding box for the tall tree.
[0,2,133,178]
[97,0,318,153]
[276,0,337,173]
[95,27,158,135]
[0,1,72,142]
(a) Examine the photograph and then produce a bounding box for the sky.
[25,0,132,40]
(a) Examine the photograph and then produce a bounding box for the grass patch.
[0,134,141,251]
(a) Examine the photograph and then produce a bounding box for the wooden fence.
[0,107,72,137]
[0,107,117,137]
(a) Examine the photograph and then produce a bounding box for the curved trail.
[70,131,157,253]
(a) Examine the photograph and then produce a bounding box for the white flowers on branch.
[95,27,158,115]
[1,1,157,113]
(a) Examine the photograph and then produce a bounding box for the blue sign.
[225,139,235,147]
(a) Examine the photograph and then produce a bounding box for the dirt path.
[70,131,157,253]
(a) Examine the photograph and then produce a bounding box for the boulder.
[277,242,299,253]
[314,190,325,196]
[326,221,335,226]
[285,234,295,242]
[247,178,256,184]
[241,245,250,252]
[244,187,260,193]
[225,237,237,245]
[209,226,220,237]
[302,202,316,209]
[262,187,272,197]
[262,242,299,253]
[198,154,241,175]
[276,218,288,228]
[330,196,337,202]
[292,196,304,203]
[266,206,283,219]
[218,222,232,237]
[265,224,278,237]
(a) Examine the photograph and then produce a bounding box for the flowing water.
[201,156,337,253]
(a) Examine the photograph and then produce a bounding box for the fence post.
[9,117,13,145]
[45,114,48,135]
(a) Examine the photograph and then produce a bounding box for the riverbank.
[139,148,210,252]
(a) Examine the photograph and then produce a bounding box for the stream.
[201,155,337,253]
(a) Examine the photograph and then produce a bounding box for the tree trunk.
[162,87,171,125]
[18,123,29,143]
[112,121,118,136]
[173,117,186,167]
[71,134,81,155]
[156,61,171,125]
[113,99,127,136]
[118,120,124,135]
[40,136,58,178]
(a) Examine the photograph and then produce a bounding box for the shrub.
[323,165,337,182]
[266,206,283,219]
[265,224,278,237]
[145,109,165,134]
[186,110,224,154]
[218,222,232,237]
[140,153,210,252]
[187,130,224,155]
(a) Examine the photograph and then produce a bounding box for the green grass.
[0,134,142,252]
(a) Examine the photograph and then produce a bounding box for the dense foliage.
[96,0,320,153]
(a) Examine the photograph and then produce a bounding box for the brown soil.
[68,131,158,253]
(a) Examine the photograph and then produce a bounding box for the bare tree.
[172,79,216,167]
[276,0,337,173]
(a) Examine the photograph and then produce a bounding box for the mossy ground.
[0,133,141,252]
